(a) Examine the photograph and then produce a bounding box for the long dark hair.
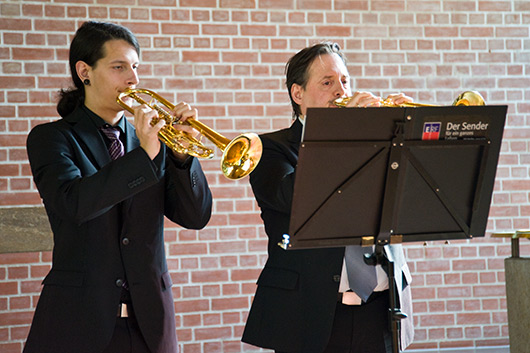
[57,21,140,118]
[285,42,346,118]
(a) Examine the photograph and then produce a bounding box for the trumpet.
[117,88,262,180]
[334,90,486,108]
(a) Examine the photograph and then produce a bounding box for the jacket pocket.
[161,271,173,291]
[42,270,84,287]
[256,266,299,290]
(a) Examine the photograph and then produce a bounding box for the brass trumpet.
[334,90,486,108]
[117,88,262,180]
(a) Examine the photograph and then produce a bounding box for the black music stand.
[280,105,507,353]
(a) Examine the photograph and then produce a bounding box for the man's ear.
[291,83,303,105]
[75,61,91,82]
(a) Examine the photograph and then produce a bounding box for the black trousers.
[102,311,151,353]
[276,290,392,353]
[323,290,392,353]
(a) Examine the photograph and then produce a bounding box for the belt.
[338,291,361,305]
[338,290,388,306]
[117,303,132,318]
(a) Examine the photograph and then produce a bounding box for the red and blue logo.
[422,122,441,140]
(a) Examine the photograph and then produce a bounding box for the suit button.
[122,237,130,245]
[333,275,341,283]
[115,279,124,287]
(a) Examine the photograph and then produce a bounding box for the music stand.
[281,105,507,352]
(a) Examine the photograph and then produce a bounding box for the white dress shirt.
[339,253,389,304]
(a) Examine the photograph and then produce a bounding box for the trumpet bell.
[222,133,263,180]
[452,91,486,106]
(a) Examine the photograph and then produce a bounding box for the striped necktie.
[100,126,124,160]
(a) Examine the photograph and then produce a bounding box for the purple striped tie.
[100,126,124,160]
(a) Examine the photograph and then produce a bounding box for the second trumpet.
[117,88,262,180]
[334,91,486,108]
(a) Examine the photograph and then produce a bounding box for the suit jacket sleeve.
[249,130,298,215]
[163,151,212,229]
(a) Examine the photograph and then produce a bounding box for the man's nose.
[335,84,348,97]
[128,69,139,86]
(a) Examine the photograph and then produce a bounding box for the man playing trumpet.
[242,42,415,353]
[24,21,212,353]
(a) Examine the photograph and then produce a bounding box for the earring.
[83,79,90,85]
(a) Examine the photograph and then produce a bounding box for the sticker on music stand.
[422,122,441,140]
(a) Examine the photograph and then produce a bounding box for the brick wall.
[1,0,530,352]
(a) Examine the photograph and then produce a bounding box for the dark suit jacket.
[24,105,212,353]
[242,119,414,353]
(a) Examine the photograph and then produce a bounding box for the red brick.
[297,0,331,10]
[203,24,238,35]
[181,51,220,63]
[168,243,207,256]
[0,342,23,353]
[241,24,276,36]
[457,312,491,325]
[316,25,352,37]
[453,259,486,271]
[420,314,455,326]
[473,285,506,297]
[0,311,34,326]
[180,0,216,6]
[211,297,248,311]
[7,266,29,279]
[411,287,436,300]
[0,76,35,89]
[415,260,451,272]
[191,270,229,283]
[174,299,209,313]
[231,269,261,281]
[182,313,201,327]
[257,0,294,8]
[194,326,231,340]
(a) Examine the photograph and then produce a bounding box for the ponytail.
[57,88,85,118]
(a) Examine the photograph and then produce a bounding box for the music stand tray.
[284,105,507,250]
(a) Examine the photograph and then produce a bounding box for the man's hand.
[169,102,201,162]
[383,93,414,106]
[343,91,382,107]
[341,92,414,108]
[134,104,164,160]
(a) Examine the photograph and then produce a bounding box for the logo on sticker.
[422,122,441,140]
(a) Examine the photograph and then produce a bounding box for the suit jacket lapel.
[119,118,141,215]
[66,108,110,169]
[124,118,140,152]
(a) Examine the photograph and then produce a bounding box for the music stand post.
[364,244,406,353]
[282,105,507,352]
[491,231,530,353]
[371,121,408,353]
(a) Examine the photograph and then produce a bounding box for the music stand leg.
[372,245,407,353]
[386,260,405,353]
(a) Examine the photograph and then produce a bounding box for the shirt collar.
[296,115,306,142]
[297,115,305,126]
[82,105,126,133]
